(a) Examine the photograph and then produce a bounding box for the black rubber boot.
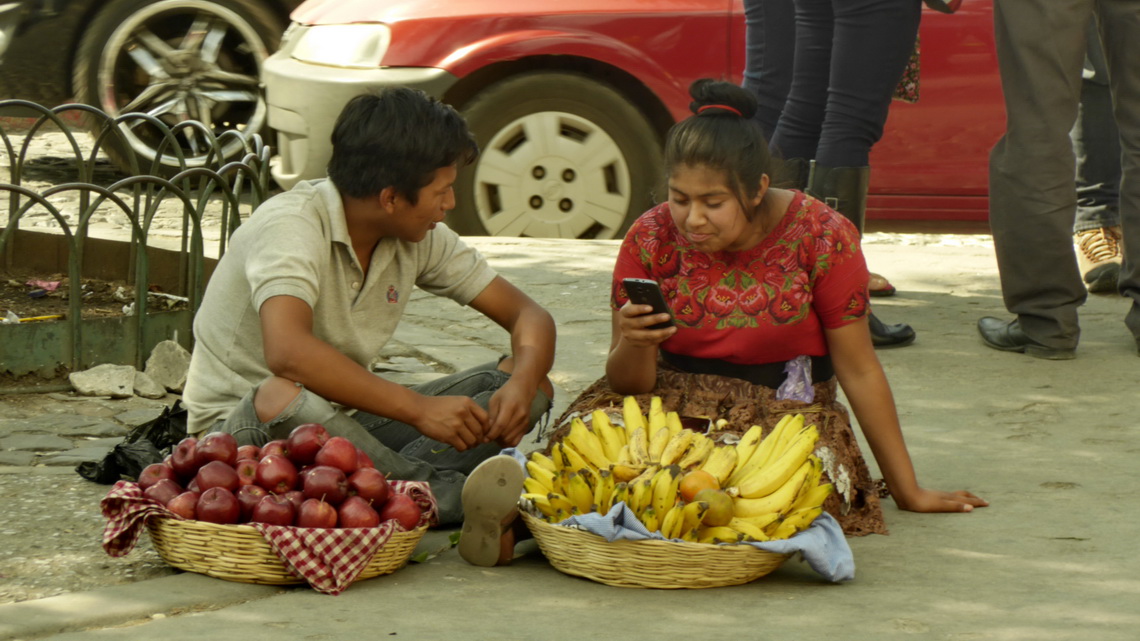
[772,157,810,190]
[808,163,916,349]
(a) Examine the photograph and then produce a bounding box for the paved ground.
[1,231,1139,641]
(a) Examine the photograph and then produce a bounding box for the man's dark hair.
[327,88,479,203]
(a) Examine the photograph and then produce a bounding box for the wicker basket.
[521,512,790,589]
[146,517,427,585]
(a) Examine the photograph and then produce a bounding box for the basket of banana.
[520,396,834,589]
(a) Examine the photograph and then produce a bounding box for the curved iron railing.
[0,100,272,380]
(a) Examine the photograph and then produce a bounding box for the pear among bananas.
[519,399,833,543]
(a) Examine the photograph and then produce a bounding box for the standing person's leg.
[1072,18,1124,294]
[982,0,1092,356]
[1097,0,1140,351]
[769,0,833,162]
[803,0,921,347]
[743,0,797,141]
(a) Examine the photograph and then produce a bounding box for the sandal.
[458,455,525,567]
[868,272,897,298]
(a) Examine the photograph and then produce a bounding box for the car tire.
[453,72,663,240]
[71,0,287,175]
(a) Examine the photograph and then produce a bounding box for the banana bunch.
[518,398,833,543]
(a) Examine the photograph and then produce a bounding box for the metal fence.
[0,100,272,383]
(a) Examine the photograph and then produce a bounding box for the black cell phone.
[622,278,674,330]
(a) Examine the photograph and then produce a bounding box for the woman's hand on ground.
[894,487,989,513]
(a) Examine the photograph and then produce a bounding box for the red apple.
[171,437,199,480]
[236,484,270,521]
[236,444,261,461]
[356,449,374,469]
[288,423,330,465]
[196,487,240,524]
[260,439,290,460]
[255,455,298,494]
[138,462,177,490]
[338,495,380,528]
[144,478,183,506]
[378,494,422,531]
[302,465,348,506]
[314,436,359,474]
[348,467,389,505]
[282,488,305,508]
[251,494,296,526]
[195,460,240,493]
[166,491,200,519]
[195,432,239,467]
[297,498,338,528]
[235,459,258,486]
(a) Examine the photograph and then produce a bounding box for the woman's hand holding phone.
[619,278,677,346]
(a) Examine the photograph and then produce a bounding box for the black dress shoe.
[976,317,1076,360]
[869,312,916,348]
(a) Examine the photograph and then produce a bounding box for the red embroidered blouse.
[611,191,870,365]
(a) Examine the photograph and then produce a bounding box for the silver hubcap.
[473,111,632,239]
[97,0,269,166]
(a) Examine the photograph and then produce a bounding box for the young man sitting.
[181,88,556,531]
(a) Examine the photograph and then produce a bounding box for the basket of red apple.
[102,424,437,594]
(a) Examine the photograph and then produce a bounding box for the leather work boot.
[1074,226,1123,294]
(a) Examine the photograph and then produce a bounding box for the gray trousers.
[988,0,1140,348]
[211,360,552,526]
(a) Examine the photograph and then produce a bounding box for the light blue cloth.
[503,448,855,582]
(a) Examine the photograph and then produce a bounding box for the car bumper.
[263,55,457,188]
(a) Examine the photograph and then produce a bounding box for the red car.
[264,0,1003,239]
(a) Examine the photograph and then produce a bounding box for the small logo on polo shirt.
[387,285,399,303]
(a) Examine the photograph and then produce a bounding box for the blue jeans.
[211,360,552,525]
[743,0,922,167]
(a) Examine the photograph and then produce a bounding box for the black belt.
[661,350,834,389]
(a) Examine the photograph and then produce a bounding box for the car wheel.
[453,72,663,239]
[72,0,287,175]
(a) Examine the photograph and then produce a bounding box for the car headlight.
[288,24,391,69]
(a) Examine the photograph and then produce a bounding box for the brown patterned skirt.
[548,365,889,536]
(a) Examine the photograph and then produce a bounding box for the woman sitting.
[568,79,986,535]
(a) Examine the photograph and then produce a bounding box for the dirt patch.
[1,269,187,321]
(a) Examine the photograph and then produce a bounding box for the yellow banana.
[566,417,611,469]
[727,517,771,542]
[610,462,646,483]
[710,418,729,433]
[732,511,782,531]
[521,493,558,519]
[677,433,715,469]
[566,472,596,514]
[787,456,823,509]
[699,445,738,486]
[628,478,654,514]
[791,481,834,513]
[726,415,797,486]
[616,443,632,465]
[524,477,551,496]
[591,410,626,461]
[559,440,593,473]
[528,451,558,474]
[622,396,647,435]
[659,429,695,466]
[546,492,575,515]
[665,410,684,435]
[728,424,819,499]
[769,414,807,459]
[628,427,651,465]
[732,459,814,518]
[698,525,743,544]
[611,482,630,509]
[640,507,660,533]
[647,426,672,463]
[680,500,710,534]
[526,461,556,491]
[648,396,667,433]
[680,526,701,543]
[651,465,683,516]
[728,424,766,476]
[660,503,686,539]
[594,469,616,513]
[769,506,824,540]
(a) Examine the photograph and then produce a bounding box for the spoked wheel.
[72,0,286,175]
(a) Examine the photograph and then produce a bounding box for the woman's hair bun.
[688,79,758,119]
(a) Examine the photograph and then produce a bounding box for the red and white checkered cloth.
[101,480,438,595]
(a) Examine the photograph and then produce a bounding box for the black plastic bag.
[76,401,188,484]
